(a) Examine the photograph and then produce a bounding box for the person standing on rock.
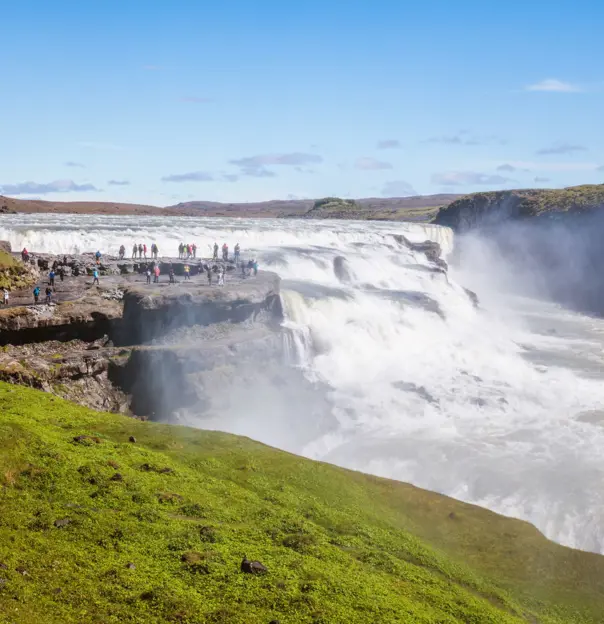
[119,245,125,260]
[138,243,143,259]
[253,259,258,276]
[169,265,175,284]
[59,267,65,282]
[154,265,160,283]
[132,244,137,259]
[154,244,159,259]
[207,266,212,286]
[178,243,183,259]
[95,250,102,263]
[184,264,191,280]
[222,243,228,261]
[192,243,197,258]
[234,243,240,265]
[146,268,151,284]
[33,286,40,304]
[143,244,147,259]
[2,289,8,305]
[218,267,225,287]
[21,248,29,263]
[92,268,100,286]
[45,287,52,304]
[49,269,56,288]
[213,243,218,261]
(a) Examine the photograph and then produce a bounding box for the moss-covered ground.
[0,251,34,291]
[1,383,603,623]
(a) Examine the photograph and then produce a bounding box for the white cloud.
[506,161,599,172]
[354,157,393,170]
[525,79,582,93]
[0,179,99,195]
[381,180,417,197]
[376,139,401,149]
[431,171,513,186]
[536,142,587,155]
[161,171,214,183]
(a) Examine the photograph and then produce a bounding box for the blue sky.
[2,0,603,205]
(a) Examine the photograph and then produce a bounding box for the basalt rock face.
[0,258,287,417]
[392,234,448,271]
[118,271,282,345]
[433,185,604,231]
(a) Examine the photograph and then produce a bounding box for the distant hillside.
[433,185,604,230]
[171,195,460,221]
[0,195,163,216]
[0,194,460,221]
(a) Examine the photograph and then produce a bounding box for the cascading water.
[1,213,604,552]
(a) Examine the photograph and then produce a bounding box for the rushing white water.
[2,213,604,552]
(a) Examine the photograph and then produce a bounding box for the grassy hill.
[433,185,604,230]
[1,383,604,623]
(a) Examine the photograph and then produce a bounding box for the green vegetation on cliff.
[0,250,34,291]
[434,184,604,230]
[1,384,604,623]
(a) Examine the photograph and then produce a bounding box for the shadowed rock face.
[0,257,286,416]
[119,272,282,345]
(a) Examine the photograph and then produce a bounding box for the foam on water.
[2,213,604,552]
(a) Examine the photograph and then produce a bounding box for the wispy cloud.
[525,79,582,93]
[536,142,588,155]
[181,96,213,103]
[425,132,505,146]
[229,152,322,177]
[143,64,161,71]
[381,180,417,197]
[161,171,240,183]
[506,160,599,172]
[354,157,393,170]
[230,153,322,168]
[534,177,551,183]
[432,171,513,186]
[108,179,130,186]
[496,163,516,172]
[161,171,214,183]
[376,139,401,149]
[597,165,604,172]
[65,161,85,168]
[0,179,99,195]
[79,141,124,151]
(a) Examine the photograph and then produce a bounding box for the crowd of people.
[8,241,259,308]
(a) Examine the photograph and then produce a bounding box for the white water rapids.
[2,213,604,552]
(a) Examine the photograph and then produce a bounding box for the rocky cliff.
[434,184,604,231]
[0,254,286,418]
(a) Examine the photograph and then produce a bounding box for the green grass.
[1,383,604,623]
[0,251,34,291]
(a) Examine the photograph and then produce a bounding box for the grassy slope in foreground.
[1,386,604,623]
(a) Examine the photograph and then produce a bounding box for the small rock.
[128,436,136,443]
[241,556,268,575]
[0,563,7,570]
[15,567,28,576]
[126,562,136,570]
[159,467,174,474]
[110,473,123,482]
[53,588,62,595]
[54,518,72,528]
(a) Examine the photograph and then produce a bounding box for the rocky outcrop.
[119,271,282,344]
[0,256,286,416]
[392,234,448,271]
[434,185,604,231]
